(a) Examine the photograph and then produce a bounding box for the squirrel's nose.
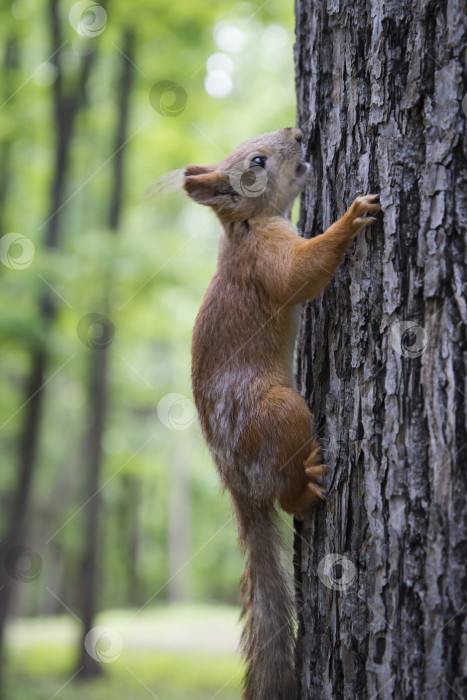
[292,128,303,144]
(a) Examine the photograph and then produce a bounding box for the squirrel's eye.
[251,156,267,168]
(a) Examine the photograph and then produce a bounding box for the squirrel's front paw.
[346,194,381,234]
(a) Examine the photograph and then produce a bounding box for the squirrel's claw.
[305,464,327,479]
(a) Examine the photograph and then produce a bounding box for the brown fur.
[184,127,380,699]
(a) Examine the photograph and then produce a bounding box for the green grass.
[4,605,243,700]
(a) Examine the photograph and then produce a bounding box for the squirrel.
[183,127,380,700]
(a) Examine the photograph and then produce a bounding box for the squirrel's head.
[183,127,309,222]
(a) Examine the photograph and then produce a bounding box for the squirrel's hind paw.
[290,482,326,519]
[305,464,327,479]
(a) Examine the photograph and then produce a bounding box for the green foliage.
[0,0,295,619]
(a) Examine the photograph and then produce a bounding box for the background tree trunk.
[0,36,18,236]
[75,29,135,679]
[168,442,191,604]
[293,1,466,698]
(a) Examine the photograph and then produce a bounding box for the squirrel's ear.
[184,166,230,206]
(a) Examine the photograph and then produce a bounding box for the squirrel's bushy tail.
[232,499,297,700]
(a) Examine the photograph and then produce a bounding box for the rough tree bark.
[294,1,466,698]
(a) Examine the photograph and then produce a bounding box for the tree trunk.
[75,29,135,679]
[294,1,467,698]
[0,36,18,236]
[168,442,191,604]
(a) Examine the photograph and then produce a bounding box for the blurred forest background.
[0,0,296,697]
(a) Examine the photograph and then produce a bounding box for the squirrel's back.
[192,215,298,378]
[191,217,299,469]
